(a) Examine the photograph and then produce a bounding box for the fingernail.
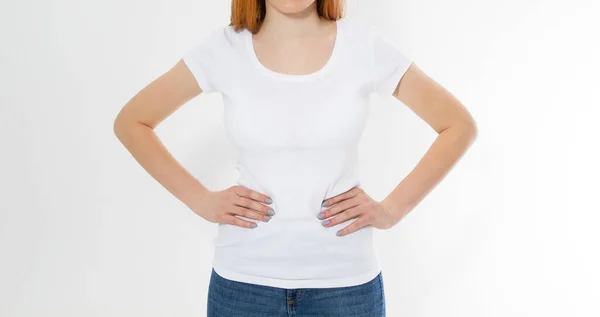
[250,223,258,228]
[336,230,343,236]
[267,209,275,215]
[322,201,328,207]
[322,219,330,226]
[317,212,325,219]
[263,215,271,221]
[265,198,273,204]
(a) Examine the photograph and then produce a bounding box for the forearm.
[114,120,209,212]
[383,122,477,222]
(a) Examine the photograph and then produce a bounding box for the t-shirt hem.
[212,264,382,289]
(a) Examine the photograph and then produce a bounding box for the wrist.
[381,196,406,224]
[187,183,212,214]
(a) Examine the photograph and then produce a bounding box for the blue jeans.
[207,268,386,316]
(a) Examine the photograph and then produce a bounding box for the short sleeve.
[182,27,224,94]
[370,25,413,97]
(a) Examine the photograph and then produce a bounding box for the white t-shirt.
[182,18,412,289]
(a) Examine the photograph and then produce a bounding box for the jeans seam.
[378,271,386,315]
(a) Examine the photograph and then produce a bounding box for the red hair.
[230,0,345,34]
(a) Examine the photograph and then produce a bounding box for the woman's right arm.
[112,60,274,228]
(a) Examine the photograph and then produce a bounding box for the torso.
[183,18,395,289]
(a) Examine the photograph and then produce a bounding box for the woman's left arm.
[320,63,477,237]
[382,62,478,225]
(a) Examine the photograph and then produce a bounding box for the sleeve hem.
[377,60,412,97]
[182,56,214,94]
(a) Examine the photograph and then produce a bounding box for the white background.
[1,0,599,316]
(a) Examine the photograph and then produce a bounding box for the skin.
[113,0,477,236]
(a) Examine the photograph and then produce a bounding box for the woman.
[113,0,477,316]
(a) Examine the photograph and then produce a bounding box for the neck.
[261,2,324,38]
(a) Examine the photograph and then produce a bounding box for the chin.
[267,0,316,14]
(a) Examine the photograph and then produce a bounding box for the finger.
[318,195,361,220]
[230,205,272,222]
[321,205,363,227]
[321,186,362,209]
[233,185,273,205]
[336,214,372,237]
[220,214,258,229]
[233,195,275,217]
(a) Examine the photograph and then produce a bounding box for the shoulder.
[339,19,406,48]
[215,24,247,47]
[338,19,377,44]
[181,24,248,94]
[187,24,247,54]
[336,18,380,64]
[337,18,381,56]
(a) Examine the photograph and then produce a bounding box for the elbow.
[448,117,477,145]
[113,112,135,142]
[470,118,478,138]
[442,117,478,142]
[464,118,478,145]
[113,111,154,144]
[113,114,126,140]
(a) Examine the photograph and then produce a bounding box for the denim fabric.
[207,268,386,316]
